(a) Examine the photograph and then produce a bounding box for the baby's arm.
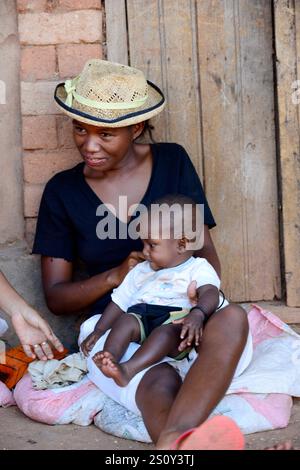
[179,284,219,351]
[80,302,124,356]
[81,263,140,356]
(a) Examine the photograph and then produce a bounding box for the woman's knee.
[136,363,181,411]
[205,303,249,344]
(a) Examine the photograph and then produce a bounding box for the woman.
[33,59,252,449]
[0,270,63,360]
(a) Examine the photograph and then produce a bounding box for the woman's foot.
[93,350,132,387]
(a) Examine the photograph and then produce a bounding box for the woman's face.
[72,120,144,173]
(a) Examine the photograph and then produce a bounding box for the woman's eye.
[100,133,112,138]
[74,126,86,134]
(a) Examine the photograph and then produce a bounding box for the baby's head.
[139,194,204,271]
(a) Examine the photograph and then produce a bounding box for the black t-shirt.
[33,142,216,315]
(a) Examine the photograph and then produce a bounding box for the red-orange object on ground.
[0,345,68,389]
[169,415,245,450]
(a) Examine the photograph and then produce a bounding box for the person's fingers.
[47,332,64,352]
[33,344,47,361]
[180,324,188,340]
[130,251,145,261]
[38,320,64,352]
[40,341,54,360]
[187,280,198,305]
[187,326,195,346]
[22,344,36,359]
[172,318,185,324]
[81,341,88,356]
[195,328,200,346]
[178,338,189,352]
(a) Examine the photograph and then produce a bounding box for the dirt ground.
[1,399,300,450]
[2,323,300,451]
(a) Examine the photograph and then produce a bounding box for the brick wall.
[17,0,104,245]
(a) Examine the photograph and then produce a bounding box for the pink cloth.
[0,381,16,407]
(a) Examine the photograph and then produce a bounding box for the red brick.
[59,0,101,10]
[17,0,100,13]
[25,218,37,249]
[23,149,82,184]
[17,0,49,13]
[19,11,102,45]
[21,46,57,81]
[22,115,58,150]
[24,183,44,217]
[21,81,61,115]
[57,43,102,78]
[56,116,76,148]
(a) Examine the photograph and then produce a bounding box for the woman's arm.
[0,271,63,359]
[195,225,221,279]
[42,251,145,315]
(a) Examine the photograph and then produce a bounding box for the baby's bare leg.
[93,315,141,381]
[110,323,183,387]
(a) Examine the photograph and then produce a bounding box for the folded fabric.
[0,317,8,336]
[0,381,16,407]
[14,374,105,425]
[28,352,87,389]
[94,395,151,442]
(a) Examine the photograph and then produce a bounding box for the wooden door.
[106,0,281,302]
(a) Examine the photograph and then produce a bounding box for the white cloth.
[0,317,8,336]
[28,352,87,389]
[80,313,253,415]
[111,256,227,311]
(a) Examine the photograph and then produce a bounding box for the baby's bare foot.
[95,351,132,387]
[92,350,107,369]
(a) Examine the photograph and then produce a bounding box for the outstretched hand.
[11,308,63,361]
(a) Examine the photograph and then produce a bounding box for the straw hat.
[54,59,165,127]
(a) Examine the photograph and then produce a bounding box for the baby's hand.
[178,308,205,352]
[80,330,101,357]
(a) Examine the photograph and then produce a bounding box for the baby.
[81,194,227,386]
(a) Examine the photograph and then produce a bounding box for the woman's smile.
[83,154,109,167]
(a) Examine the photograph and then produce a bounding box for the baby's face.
[142,237,183,271]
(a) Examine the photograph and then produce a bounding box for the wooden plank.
[105,0,128,64]
[196,0,281,301]
[274,0,300,306]
[126,0,204,175]
[126,0,167,141]
[242,301,300,324]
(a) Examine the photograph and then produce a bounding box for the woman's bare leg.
[136,304,249,447]
[136,363,182,442]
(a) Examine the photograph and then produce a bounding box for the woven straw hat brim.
[54,80,165,127]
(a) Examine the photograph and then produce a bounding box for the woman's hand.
[11,308,63,361]
[110,251,145,287]
[178,309,205,351]
[187,280,198,306]
[172,280,198,327]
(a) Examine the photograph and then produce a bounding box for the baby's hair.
[141,194,204,249]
